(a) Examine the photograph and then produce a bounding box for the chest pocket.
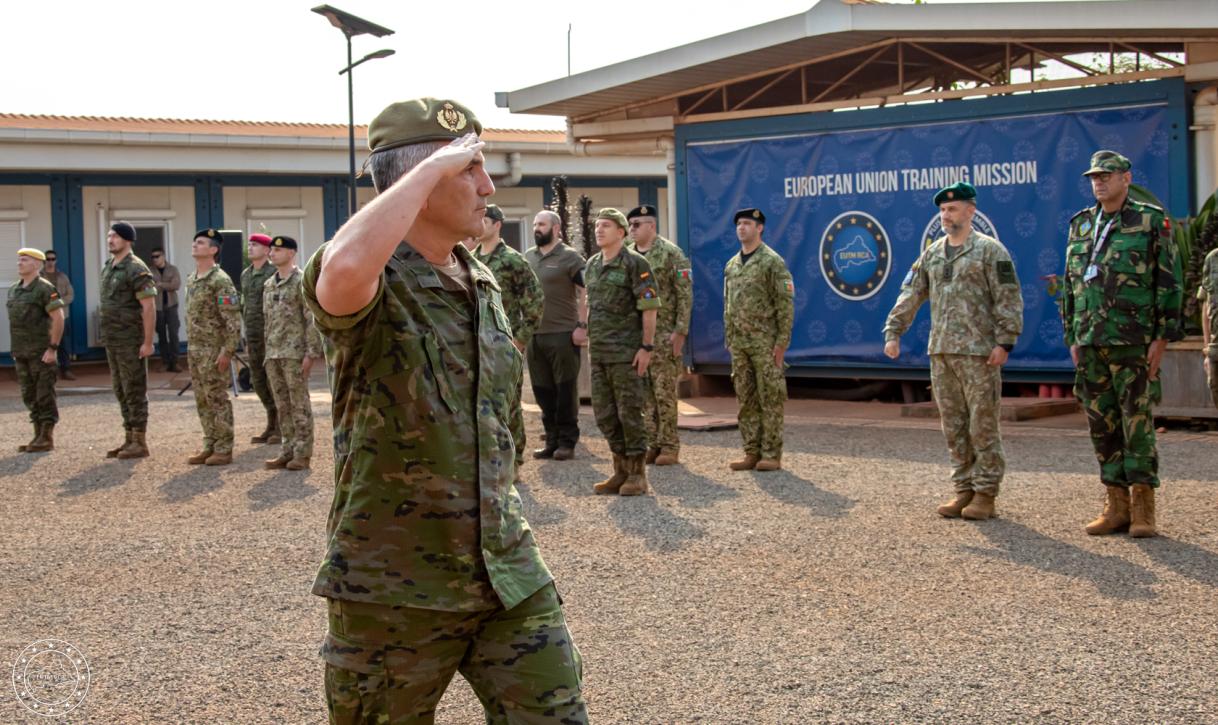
[605,269,627,286]
[7,296,38,326]
[1104,235,1149,276]
[104,269,127,299]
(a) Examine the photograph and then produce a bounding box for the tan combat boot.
[251,411,279,444]
[286,456,311,471]
[25,423,54,452]
[107,430,132,458]
[1129,484,1158,538]
[1084,486,1130,535]
[18,424,40,452]
[654,451,680,466]
[593,454,629,495]
[729,453,760,471]
[961,492,996,520]
[204,451,233,466]
[117,430,149,459]
[645,447,660,465]
[619,455,650,496]
[265,452,293,470]
[187,449,213,465]
[755,457,782,472]
[936,491,975,518]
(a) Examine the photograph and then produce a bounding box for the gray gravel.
[2,386,1217,724]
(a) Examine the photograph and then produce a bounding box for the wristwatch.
[575,321,588,329]
[48,342,59,350]
[641,343,654,352]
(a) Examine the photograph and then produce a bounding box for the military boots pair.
[645,447,680,466]
[593,454,649,496]
[17,423,54,452]
[187,449,232,465]
[251,411,281,445]
[728,454,781,471]
[106,429,149,459]
[936,490,996,520]
[1085,484,1156,537]
[265,452,310,471]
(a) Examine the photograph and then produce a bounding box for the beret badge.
[437,103,467,133]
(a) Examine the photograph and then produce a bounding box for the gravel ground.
[2,385,1217,724]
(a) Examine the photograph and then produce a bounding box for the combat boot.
[1084,486,1130,535]
[729,453,760,471]
[645,447,660,464]
[187,449,213,465]
[593,454,629,495]
[961,492,996,520]
[251,411,279,444]
[25,423,54,452]
[117,430,149,459]
[18,423,40,452]
[204,451,233,466]
[106,430,132,458]
[286,456,311,471]
[265,452,293,470]
[755,457,782,472]
[936,490,975,518]
[267,432,282,445]
[1129,484,1158,538]
[654,451,680,466]
[619,455,650,496]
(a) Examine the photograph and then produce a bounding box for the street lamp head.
[311,4,395,37]
[367,49,395,60]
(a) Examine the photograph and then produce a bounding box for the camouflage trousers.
[729,346,786,459]
[246,337,277,417]
[15,355,57,425]
[511,373,526,469]
[591,360,648,457]
[644,344,682,455]
[189,350,234,454]
[929,354,1005,495]
[1207,345,1218,410]
[1074,344,1160,488]
[106,345,148,430]
[265,357,313,459]
[322,583,586,724]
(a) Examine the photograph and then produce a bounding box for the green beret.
[271,236,298,250]
[194,228,223,245]
[933,182,977,207]
[733,208,766,224]
[367,98,483,153]
[597,208,629,231]
[1082,150,1132,176]
[627,205,656,220]
[484,204,505,223]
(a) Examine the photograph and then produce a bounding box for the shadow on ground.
[57,460,138,497]
[0,451,45,479]
[1135,537,1218,588]
[607,495,704,552]
[751,470,855,518]
[248,470,318,511]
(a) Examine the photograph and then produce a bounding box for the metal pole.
[346,33,357,222]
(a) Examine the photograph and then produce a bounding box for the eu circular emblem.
[820,211,891,301]
[922,209,1000,249]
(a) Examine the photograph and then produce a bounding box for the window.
[0,214,27,286]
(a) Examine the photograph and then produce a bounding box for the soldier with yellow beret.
[8,248,66,451]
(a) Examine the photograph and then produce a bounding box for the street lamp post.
[311,5,395,223]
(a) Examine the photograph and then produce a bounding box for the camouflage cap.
[1082,150,1132,176]
[367,98,483,153]
[933,181,977,207]
[597,207,629,230]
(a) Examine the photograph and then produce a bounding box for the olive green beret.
[933,182,977,207]
[597,208,629,231]
[367,98,483,153]
[1082,150,1132,176]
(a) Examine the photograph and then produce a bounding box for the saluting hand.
[424,133,486,178]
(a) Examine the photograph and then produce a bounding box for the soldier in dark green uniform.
[303,98,585,723]
[99,221,157,459]
[1062,150,1182,539]
[585,208,661,496]
[1198,247,1218,408]
[8,248,66,452]
[242,233,280,444]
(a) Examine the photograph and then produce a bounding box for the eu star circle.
[12,638,91,716]
[820,211,891,301]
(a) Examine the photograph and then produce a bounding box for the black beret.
[271,236,298,250]
[733,208,765,224]
[484,204,505,223]
[932,182,977,207]
[111,221,137,242]
[627,205,657,220]
[194,228,223,245]
[368,98,483,153]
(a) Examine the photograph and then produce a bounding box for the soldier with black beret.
[185,228,241,466]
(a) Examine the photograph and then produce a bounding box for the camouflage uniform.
[7,277,65,425]
[630,235,692,458]
[724,243,794,460]
[186,266,241,455]
[1062,198,1182,488]
[474,240,544,468]
[263,267,322,461]
[1197,248,1218,408]
[241,261,278,422]
[99,253,157,431]
[884,230,1024,495]
[303,241,584,722]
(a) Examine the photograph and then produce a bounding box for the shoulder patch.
[996,260,1017,285]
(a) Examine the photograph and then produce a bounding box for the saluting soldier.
[242,233,280,444]
[627,204,692,466]
[261,236,322,472]
[185,229,242,466]
[304,98,585,722]
[1198,246,1218,409]
[723,208,794,472]
[585,208,661,496]
[884,182,1023,521]
[466,204,544,477]
[99,221,157,459]
[1062,150,1182,538]
[9,248,66,452]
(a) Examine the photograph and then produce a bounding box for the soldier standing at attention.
[1063,150,1182,538]
[184,229,241,466]
[723,208,794,472]
[40,249,75,380]
[149,247,182,373]
[242,233,280,445]
[465,204,544,478]
[525,210,588,461]
[884,182,1023,521]
[1197,246,1218,409]
[9,248,65,452]
[304,98,585,723]
[261,236,322,472]
[627,204,692,466]
[585,208,660,496]
[99,221,157,459]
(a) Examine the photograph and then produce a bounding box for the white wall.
[222,186,326,263]
[0,186,53,354]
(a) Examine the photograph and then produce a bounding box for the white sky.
[2,0,1095,131]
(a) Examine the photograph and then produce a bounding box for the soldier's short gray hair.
[368,141,448,193]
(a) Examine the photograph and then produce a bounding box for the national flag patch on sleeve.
[678,268,692,280]
[1162,217,1172,233]
[785,280,795,295]
[640,271,651,280]
[217,294,239,307]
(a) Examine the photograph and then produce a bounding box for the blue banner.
[684,104,1174,372]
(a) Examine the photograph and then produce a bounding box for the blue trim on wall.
[48,175,89,354]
